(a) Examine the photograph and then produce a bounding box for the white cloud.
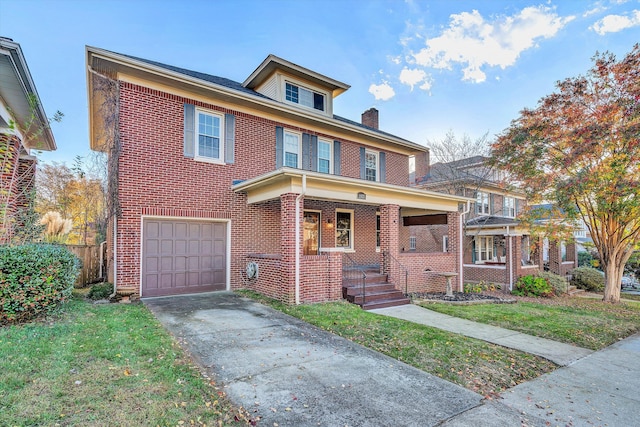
[409,6,574,83]
[399,68,428,90]
[590,10,640,35]
[368,82,396,101]
[583,6,606,18]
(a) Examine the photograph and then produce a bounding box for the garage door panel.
[142,219,227,297]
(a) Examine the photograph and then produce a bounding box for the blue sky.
[1,0,639,166]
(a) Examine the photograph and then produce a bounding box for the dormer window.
[285,82,325,112]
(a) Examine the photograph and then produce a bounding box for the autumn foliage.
[491,44,640,303]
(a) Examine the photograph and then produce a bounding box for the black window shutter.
[472,239,477,263]
[184,103,195,158]
[359,147,366,179]
[302,133,311,171]
[333,140,341,175]
[379,152,386,183]
[224,113,235,164]
[275,126,284,169]
[310,135,318,172]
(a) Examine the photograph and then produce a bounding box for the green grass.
[0,291,251,426]
[421,298,640,350]
[237,290,556,396]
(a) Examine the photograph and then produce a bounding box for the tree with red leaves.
[492,44,640,303]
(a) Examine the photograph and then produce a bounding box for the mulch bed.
[409,291,516,304]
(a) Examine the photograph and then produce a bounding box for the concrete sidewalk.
[370,304,593,366]
[501,333,640,426]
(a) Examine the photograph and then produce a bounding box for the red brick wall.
[0,134,34,243]
[112,81,423,299]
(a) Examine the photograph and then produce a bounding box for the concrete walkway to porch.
[369,304,593,366]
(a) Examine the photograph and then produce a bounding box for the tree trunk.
[603,262,622,303]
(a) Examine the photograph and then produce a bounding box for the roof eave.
[86,47,425,153]
[0,38,56,151]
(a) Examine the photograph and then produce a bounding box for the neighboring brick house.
[416,156,577,290]
[1,37,56,243]
[86,47,470,306]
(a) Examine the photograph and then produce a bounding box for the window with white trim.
[443,235,449,252]
[284,131,301,168]
[561,241,567,262]
[476,191,490,215]
[318,139,332,174]
[285,82,325,112]
[409,236,416,251]
[475,236,494,263]
[196,109,224,162]
[336,210,354,251]
[365,150,378,182]
[504,196,516,218]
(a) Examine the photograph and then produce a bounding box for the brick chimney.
[361,108,379,130]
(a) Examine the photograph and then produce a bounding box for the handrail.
[343,252,367,307]
[383,251,409,295]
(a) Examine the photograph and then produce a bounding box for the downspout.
[459,201,471,291]
[507,226,513,291]
[294,175,307,305]
[99,240,107,279]
[109,216,118,299]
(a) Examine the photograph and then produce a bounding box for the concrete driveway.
[144,292,542,426]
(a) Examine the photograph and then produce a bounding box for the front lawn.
[0,292,251,426]
[421,297,640,350]
[237,290,556,396]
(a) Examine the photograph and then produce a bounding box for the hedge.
[0,243,80,324]
[570,267,605,292]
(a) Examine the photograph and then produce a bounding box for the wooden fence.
[66,244,104,287]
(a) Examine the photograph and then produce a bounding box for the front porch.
[463,220,542,290]
[233,168,470,306]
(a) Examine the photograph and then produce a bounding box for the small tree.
[491,44,640,303]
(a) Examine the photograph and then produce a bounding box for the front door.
[303,211,320,255]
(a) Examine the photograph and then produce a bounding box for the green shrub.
[538,271,568,295]
[578,251,594,267]
[0,243,80,324]
[464,281,501,293]
[570,267,605,292]
[87,282,113,300]
[512,275,554,297]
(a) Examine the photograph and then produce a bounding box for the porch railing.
[383,251,409,295]
[342,252,367,307]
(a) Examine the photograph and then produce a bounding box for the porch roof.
[232,168,471,212]
[466,216,528,236]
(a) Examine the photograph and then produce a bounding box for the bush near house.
[571,266,605,292]
[87,282,113,300]
[538,271,568,295]
[0,243,79,324]
[578,251,594,267]
[512,275,554,297]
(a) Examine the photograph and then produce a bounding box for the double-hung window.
[475,236,494,263]
[318,139,332,173]
[365,150,378,182]
[476,191,490,215]
[285,82,325,112]
[504,196,516,218]
[196,109,224,162]
[284,131,301,168]
[336,210,354,251]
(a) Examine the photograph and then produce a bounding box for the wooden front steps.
[342,266,409,310]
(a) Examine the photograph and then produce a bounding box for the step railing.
[343,252,367,306]
[382,251,409,295]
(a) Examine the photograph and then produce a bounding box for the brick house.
[1,37,57,243]
[417,156,577,290]
[86,47,470,307]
